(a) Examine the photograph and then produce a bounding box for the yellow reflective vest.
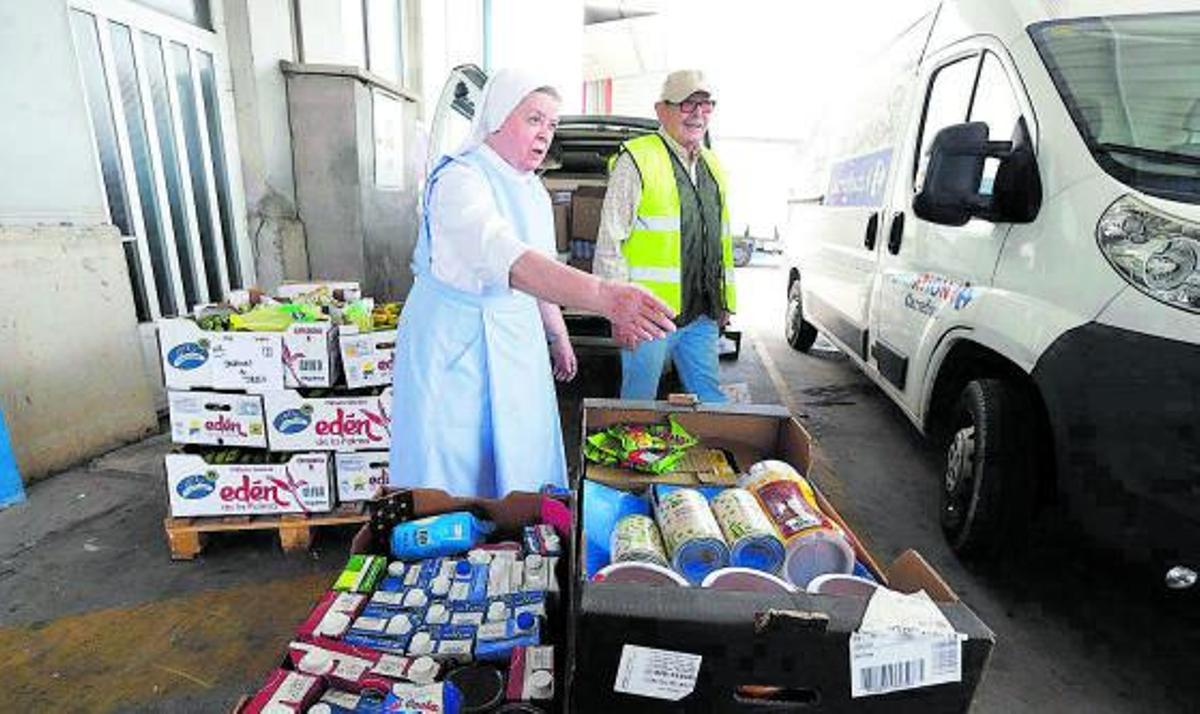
[616,134,737,314]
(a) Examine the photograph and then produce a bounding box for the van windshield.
[1030,13,1200,204]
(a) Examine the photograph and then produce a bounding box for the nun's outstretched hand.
[599,281,676,349]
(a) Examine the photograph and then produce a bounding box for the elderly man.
[594,69,736,402]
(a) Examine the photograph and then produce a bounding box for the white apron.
[387,150,568,497]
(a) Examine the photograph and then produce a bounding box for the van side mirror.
[914,119,1042,226]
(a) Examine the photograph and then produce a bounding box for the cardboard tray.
[569,400,995,713]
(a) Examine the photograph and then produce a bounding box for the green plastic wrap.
[584,417,698,474]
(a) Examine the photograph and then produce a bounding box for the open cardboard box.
[569,399,994,713]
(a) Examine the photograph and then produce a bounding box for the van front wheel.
[785,280,818,352]
[940,378,1036,557]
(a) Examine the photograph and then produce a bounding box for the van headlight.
[1097,195,1200,313]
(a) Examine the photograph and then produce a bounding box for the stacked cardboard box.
[157,281,399,519]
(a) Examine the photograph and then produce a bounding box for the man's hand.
[599,281,676,347]
[550,336,578,382]
[718,310,732,330]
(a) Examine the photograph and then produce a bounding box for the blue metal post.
[0,408,26,509]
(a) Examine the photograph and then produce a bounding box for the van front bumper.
[1031,322,1200,567]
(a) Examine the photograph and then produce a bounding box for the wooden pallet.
[164,505,369,560]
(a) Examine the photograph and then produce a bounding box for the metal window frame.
[70,0,253,320]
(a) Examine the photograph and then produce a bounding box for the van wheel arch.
[925,340,1056,556]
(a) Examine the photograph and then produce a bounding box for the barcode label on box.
[613,645,701,701]
[299,359,323,373]
[850,632,963,698]
[302,486,326,500]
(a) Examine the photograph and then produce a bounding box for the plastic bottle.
[390,512,495,561]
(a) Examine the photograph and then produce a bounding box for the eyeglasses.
[672,98,716,114]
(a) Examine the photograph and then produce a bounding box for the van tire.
[785,279,818,352]
[940,378,1036,558]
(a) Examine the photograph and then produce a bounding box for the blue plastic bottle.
[390,512,495,561]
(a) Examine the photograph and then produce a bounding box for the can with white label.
[610,514,669,568]
[653,488,729,585]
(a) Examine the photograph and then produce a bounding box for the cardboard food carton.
[165,452,333,517]
[570,186,606,242]
[338,326,397,389]
[569,400,995,713]
[168,390,268,448]
[335,451,390,503]
[264,389,393,452]
[157,318,338,392]
[275,281,363,302]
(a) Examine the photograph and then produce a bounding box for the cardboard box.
[571,186,606,241]
[338,326,397,389]
[335,451,390,503]
[158,318,338,391]
[165,452,333,517]
[276,281,362,302]
[242,669,323,713]
[569,400,995,713]
[553,201,571,254]
[264,389,393,452]
[168,390,268,448]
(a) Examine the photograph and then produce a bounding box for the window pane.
[915,55,980,182]
[971,53,1023,141]
[111,21,177,317]
[70,10,133,237]
[367,0,402,83]
[172,41,223,299]
[130,0,212,30]
[197,51,242,289]
[142,31,200,310]
[122,240,152,322]
[970,53,1024,196]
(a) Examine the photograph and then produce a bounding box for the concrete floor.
[0,257,1195,712]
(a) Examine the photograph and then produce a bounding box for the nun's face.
[490,91,560,172]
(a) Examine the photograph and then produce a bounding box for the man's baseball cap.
[660,70,713,103]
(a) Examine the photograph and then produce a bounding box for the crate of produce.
[167,390,268,448]
[263,388,393,452]
[165,448,334,517]
[335,450,390,503]
[158,316,338,392]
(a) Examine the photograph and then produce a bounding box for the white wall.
[0,1,157,480]
[0,0,107,224]
[0,227,158,480]
[490,0,584,113]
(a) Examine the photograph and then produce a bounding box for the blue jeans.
[620,316,726,403]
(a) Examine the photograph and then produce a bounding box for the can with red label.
[739,461,854,587]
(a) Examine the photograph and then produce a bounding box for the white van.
[785,0,1199,581]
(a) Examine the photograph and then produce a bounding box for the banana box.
[165,451,332,517]
[338,325,397,389]
[335,451,389,502]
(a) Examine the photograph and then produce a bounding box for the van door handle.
[887,212,905,254]
[864,212,879,250]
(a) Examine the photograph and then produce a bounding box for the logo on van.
[168,342,209,370]
[903,272,975,313]
[176,472,218,500]
[274,408,313,434]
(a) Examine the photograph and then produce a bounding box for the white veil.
[458,68,556,154]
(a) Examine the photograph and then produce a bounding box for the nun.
[388,69,677,498]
